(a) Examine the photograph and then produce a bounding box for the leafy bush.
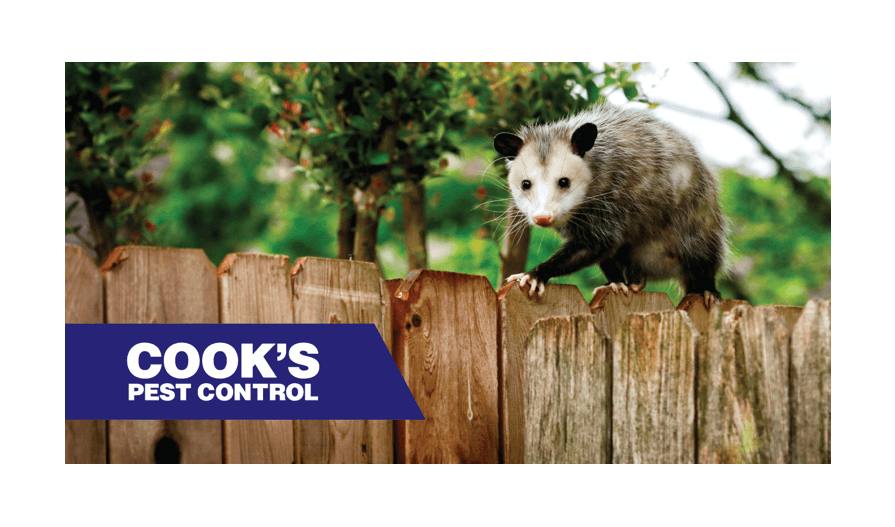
[65,62,170,261]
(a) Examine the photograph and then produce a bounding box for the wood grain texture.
[590,289,674,340]
[497,282,591,464]
[107,420,221,464]
[219,253,294,464]
[291,257,392,464]
[65,244,106,464]
[773,305,804,333]
[392,270,499,463]
[103,246,222,464]
[677,294,750,334]
[613,310,697,463]
[698,305,790,463]
[65,420,106,464]
[790,300,831,463]
[223,420,294,464]
[66,244,103,323]
[523,315,611,463]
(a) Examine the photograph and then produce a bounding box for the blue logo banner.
[65,324,423,420]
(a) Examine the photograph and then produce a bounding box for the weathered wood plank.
[497,282,591,464]
[66,244,104,323]
[291,257,392,464]
[698,305,790,463]
[613,310,697,463]
[591,289,674,339]
[392,270,499,463]
[790,300,831,463]
[65,244,106,464]
[218,253,294,464]
[773,305,804,333]
[102,246,222,464]
[677,294,750,334]
[524,315,611,463]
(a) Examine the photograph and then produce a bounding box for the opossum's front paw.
[702,289,722,309]
[505,272,547,298]
[593,283,624,297]
[592,282,637,297]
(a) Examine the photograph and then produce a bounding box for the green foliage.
[719,169,831,306]
[375,168,506,286]
[147,63,280,265]
[453,62,616,140]
[65,62,170,253]
[263,177,338,260]
[266,62,464,196]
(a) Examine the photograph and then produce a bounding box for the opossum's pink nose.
[533,215,554,227]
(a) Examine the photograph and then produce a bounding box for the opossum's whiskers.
[482,206,517,225]
[498,209,529,244]
[475,197,513,212]
[478,157,511,189]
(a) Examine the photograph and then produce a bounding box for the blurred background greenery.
[65,62,830,306]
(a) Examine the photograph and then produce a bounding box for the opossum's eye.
[521,180,531,190]
[558,177,570,189]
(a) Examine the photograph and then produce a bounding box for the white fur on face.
[508,142,592,228]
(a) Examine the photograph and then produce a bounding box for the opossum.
[493,104,726,302]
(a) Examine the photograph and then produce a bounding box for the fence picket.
[590,289,674,339]
[774,305,804,332]
[497,283,591,463]
[698,305,790,463]
[218,253,294,464]
[391,270,499,463]
[65,244,106,464]
[102,246,222,463]
[613,310,697,463]
[790,300,832,463]
[677,294,750,334]
[290,257,392,464]
[523,315,611,463]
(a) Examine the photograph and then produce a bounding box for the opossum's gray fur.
[503,104,727,295]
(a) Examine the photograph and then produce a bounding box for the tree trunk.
[336,192,356,260]
[500,214,531,281]
[84,198,115,266]
[352,184,383,263]
[403,181,428,270]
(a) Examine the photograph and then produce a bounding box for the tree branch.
[735,62,831,128]
[693,62,830,225]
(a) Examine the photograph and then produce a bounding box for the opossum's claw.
[507,272,546,298]
[594,282,642,297]
[702,290,721,309]
[506,272,528,286]
[528,277,539,297]
[610,282,630,295]
[527,278,545,298]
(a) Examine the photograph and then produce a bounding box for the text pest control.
[126,341,321,402]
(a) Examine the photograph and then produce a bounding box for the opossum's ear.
[494,133,524,159]
[571,123,598,157]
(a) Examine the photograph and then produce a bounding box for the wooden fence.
[65,244,831,464]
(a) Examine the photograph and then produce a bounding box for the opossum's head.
[494,123,598,229]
